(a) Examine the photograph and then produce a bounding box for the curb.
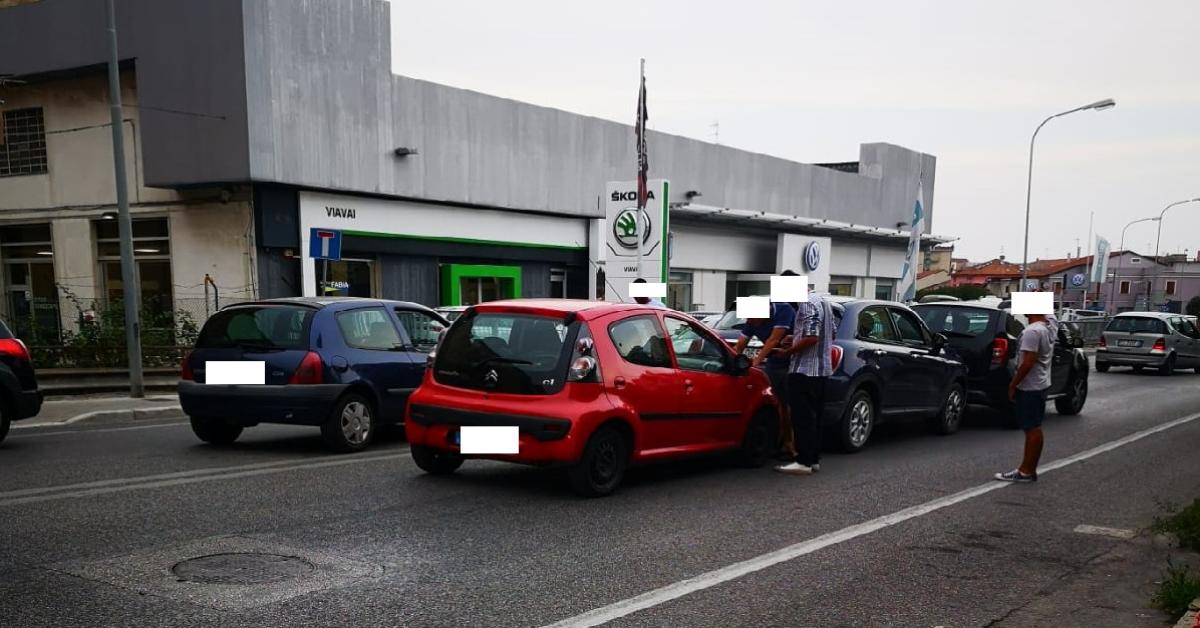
[12,406,184,429]
[1175,598,1200,628]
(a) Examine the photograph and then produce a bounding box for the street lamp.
[1109,216,1159,313]
[1021,98,1116,289]
[1149,197,1200,307]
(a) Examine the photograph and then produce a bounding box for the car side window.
[394,309,444,353]
[857,307,898,343]
[663,317,727,373]
[1180,320,1200,339]
[890,308,930,346]
[608,315,672,368]
[1005,314,1025,339]
[336,307,402,351]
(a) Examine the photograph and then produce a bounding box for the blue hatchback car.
[179,297,448,452]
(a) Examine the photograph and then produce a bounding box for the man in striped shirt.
[774,286,834,475]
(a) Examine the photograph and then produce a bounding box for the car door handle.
[872,350,887,357]
[683,379,694,393]
[614,376,626,389]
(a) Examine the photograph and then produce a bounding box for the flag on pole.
[636,67,649,211]
[1090,236,1111,283]
[896,182,925,303]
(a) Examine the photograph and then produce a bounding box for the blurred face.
[634,296,649,305]
[1027,313,1047,323]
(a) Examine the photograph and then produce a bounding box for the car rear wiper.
[236,341,285,352]
[471,356,533,368]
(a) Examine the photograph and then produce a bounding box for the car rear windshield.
[1106,317,1167,334]
[196,306,313,350]
[434,312,576,395]
[915,306,998,338]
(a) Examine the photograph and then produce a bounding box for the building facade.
[1,0,951,343]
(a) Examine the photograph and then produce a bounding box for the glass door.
[316,258,375,297]
[440,264,522,306]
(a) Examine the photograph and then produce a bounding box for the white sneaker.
[811,464,821,473]
[774,462,813,475]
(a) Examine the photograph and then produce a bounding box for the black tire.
[411,445,463,475]
[1158,355,1176,376]
[0,403,10,445]
[1095,362,1110,373]
[735,410,778,468]
[1194,366,1200,375]
[1054,375,1088,415]
[321,393,376,453]
[932,383,966,436]
[567,425,630,497]
[838,389,875,453]
[189,415,243,445]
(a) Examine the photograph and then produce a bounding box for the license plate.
[1117,339,1140,347]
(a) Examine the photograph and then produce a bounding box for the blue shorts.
[1014,388,1047,430]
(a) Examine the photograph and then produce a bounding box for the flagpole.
[1082,211,1093,308]
[636,58,645,282]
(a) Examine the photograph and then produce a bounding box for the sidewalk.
[13,393,183,429]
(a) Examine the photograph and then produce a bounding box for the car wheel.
[411,444,463,475]
[932,383,966,436]
[321,393,376,453]
[567,425,630,497]
[1158,355,1176,376]
[735,410,778,468]
[839,390,875,453]
[189,415,243,445]
[1094,362,1110,373]
[1054,375,1088,416]
[0,403,10,444]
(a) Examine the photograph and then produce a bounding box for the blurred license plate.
[746,348,760,357]
[1117,339,1140,347]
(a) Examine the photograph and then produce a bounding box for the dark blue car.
[179,297,447,452]
[821,299,968,452]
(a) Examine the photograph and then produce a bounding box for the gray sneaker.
[811,463,821,473]
[774,462,813,475]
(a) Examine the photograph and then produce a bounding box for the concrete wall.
[690,270,728,313]
[168,202,257,305]
[671,223,775,273]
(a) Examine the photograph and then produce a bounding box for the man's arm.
[732,335,750,356]
[1008,350,1038,400]
[751,327,788,367]
[781,302,821,356]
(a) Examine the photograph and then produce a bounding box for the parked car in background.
[918,294,961,304]
[1058,308,1106,322]
[0,319,42,444]
[913,301,1089,425]
[710,309,763,357]
[1096,312,1200,375]
[406,300,780,497]
[818,299,968,452]
[179,297,448,452]
[688,310,724,327]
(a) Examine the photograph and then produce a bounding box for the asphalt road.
[2,368,1199,627]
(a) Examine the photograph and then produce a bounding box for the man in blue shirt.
[732,301,797,460]
[632,278,668,308]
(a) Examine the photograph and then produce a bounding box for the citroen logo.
[484,369,499,385]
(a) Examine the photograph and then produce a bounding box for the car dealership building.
[0,0,952,341]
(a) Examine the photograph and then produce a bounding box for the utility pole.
[106,0,144,397]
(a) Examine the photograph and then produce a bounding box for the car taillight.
[991,337,1009,367]
[1098,335,1106,349]
[830,345,843,372]
[567,327,600,383]
[1150,338,1166,354]
[289,351,324,384]
[180,351,194,381]
[0,338,31,363]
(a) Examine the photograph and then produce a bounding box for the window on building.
[1166,280,1177,296]
[1052,280,1063,293]
[725,279,770,301]
[550,268,567,299]
[316,257,374,297]
[874,280,894,301]
[1119,280,1130,295]
[1130,258,1141,265]
[0,223,59,342]
[0,108,48,177]
[667,271,693,311]
[829,276,854,297]
[95,217,173,319]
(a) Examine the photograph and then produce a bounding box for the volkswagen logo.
[804,241,821,272]
[1070,273,1086,287]
[613,208,652,250]
[484,369,499,386]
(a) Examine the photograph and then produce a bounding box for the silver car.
[1096,312,1200,375]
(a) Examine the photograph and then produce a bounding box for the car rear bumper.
[178,381,346,425]
[8,388,43,421]
[407,403,581,464]
[1094,350,1168,367]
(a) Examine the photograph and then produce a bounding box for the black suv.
[912,302,1088,426]
[0,320,43,443]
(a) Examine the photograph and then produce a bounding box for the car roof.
[913,300,1005,312]
[1112,311,1174,319]
[221,296,434,312]
[470,299,669,320]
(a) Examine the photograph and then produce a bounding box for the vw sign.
[1070,273,1086,287]
[804,241,821,272]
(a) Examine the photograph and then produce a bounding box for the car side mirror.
[932,333,947,354]
[732,353,752,374]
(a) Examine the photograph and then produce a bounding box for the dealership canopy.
[670,203,956,246]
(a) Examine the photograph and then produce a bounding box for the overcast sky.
[390,1,1200,263]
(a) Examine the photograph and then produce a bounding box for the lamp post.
[1109,216,1160,313]
[1149,198,1200,309]
[1021,98,1116,289]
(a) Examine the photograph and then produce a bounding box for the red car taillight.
[830,345,843,372]
[567,327,600,383]
[991,337,1009,367]
[0,338,31,363]
[180,351,194,381]
[289,351,324,384]
[1098,335,1107,349]
[1150,338,1166,354]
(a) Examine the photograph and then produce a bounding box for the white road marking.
[1073,525,1136,540]
[0,450,410,507]
[541,411,1200,628]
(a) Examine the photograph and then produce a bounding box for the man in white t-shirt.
[995,313,1057,483]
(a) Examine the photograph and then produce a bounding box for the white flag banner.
[1090,235,1110,283]
[896,183,925,303]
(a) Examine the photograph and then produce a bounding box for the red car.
[406,300,780,496]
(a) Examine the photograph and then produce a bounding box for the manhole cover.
[172,553,315,585]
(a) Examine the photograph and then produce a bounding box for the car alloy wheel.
[840,390,874,452]
[1159,355,1175,376]
[935,385,965,435]
[341,401,371,446]
[322,393,376,453]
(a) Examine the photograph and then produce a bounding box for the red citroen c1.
[405,300,780,497]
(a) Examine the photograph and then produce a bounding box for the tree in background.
[1187,296,1200,317]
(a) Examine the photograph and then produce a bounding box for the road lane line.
[541,411,1200,628]
[1073,525,1136,540]
[0,450,409,505]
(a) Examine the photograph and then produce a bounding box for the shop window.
[829,276,854,297]
[550,268,567,299]
[874,281,894,301]
[0,223,59,342]
[0,108,48,177]
[1119,281,1130,295]
[724,279,770,301]
[316,258,374,297]
[667,271,693,311]
[95,218,173,317]
[441,264,521,306]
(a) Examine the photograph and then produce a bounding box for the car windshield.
[434,312,576,394]
[1106,316,1167,334]
[196,306,313,350]
[914,306,997,338]
[713,310,744,331]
